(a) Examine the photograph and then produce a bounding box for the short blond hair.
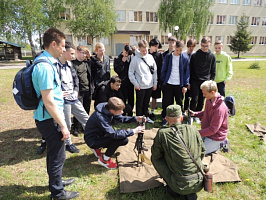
[95,42,104,51]
[138,40,148,48]
[200,80,217,93]
[214,40,223,46]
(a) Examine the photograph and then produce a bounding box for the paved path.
[0,58,265,70]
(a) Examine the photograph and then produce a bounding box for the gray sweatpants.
[64,101,89,145]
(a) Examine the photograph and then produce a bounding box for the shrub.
[249,62,260,69]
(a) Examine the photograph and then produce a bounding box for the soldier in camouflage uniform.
[151,105,206,200]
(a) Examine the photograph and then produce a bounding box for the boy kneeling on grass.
[84,97,145,169]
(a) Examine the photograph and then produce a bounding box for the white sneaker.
[194,117,201,124]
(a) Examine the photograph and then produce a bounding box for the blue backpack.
[12,59,54,110]
[225,95,236,116]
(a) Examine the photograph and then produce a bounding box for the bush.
[249,62,261,69]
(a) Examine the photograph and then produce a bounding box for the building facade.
[60,0,266,56]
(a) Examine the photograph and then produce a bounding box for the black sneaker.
[37,142,46,154]
[70,128,79,137]
[66,144,80,153]
[51,190,79,199]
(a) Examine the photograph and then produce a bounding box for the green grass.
[0,61,266,199]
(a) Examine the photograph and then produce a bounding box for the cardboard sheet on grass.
[117,128,241,193]
[246,122,266,144]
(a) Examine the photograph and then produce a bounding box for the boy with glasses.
[189,37,216,124]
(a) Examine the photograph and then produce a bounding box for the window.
[66,35,73,43]
[251,17,260,26]
[259,37,266,44]
[87,36,92,45]
[161,35,169,45]
[217,15,226,24]
[129,11,142,22]
[227,36,232,44]
[262,17,266,26]
[230,0,239,4]
[251,37,257,44]
[60,8,70,20]
[146,35,158,42]
[209,16,214,24]
[206,36,213,44]
[243,0,251,5]
[77,37,87,46]
[218,0,227,3]
[254,0,262,6]
[146,12,158,22]
[215,36,224,43]
[130,35,142,46]
[244,16,250,24]
[116,10,126,22]
[229,16,238,24]
[99,37,110,46]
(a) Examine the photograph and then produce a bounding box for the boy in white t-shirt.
[160,41,190,126]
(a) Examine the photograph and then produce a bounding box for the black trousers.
[136,88,153,117]
[183,88,191,111]
[162,84,183,118]
[85,136,128,157]
[190,79,205,112]
[121,79,135,116]
[73,90,92,129]
[217,81,225,97]
[35,118,65,198]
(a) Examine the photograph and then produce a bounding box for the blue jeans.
[35,118,65,198]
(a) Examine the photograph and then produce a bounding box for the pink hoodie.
[195,94,228,141]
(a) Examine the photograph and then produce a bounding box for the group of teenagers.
[32,27,232,200]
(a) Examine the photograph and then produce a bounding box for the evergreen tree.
[157,0,214,40]
[229,15,253,58]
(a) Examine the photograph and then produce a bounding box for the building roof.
[0,40,23,48]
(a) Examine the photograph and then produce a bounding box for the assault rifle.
[134,116,148,166]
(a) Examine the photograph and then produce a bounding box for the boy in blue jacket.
[160,40,190,126]
[84,97,145,169]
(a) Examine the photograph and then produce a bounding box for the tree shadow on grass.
[0,128,46,167]
[62,153,111,177]
[0,185,50,200]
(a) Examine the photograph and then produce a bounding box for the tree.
[157,0,214,40]
[65,0,117,49]
[229,15,253,58]
[0,0,65,58]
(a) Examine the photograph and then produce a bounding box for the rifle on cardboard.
[133,116,151,166]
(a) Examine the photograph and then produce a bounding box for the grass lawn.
[0,61,265,200]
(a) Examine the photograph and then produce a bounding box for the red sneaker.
[98,155,117,169]
[91,148,103,158]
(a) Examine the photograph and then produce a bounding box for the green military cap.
[166,105,182,117]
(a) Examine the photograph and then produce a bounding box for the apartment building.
[60,0,266,56]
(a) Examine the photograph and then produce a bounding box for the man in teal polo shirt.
[32,28,79,200]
